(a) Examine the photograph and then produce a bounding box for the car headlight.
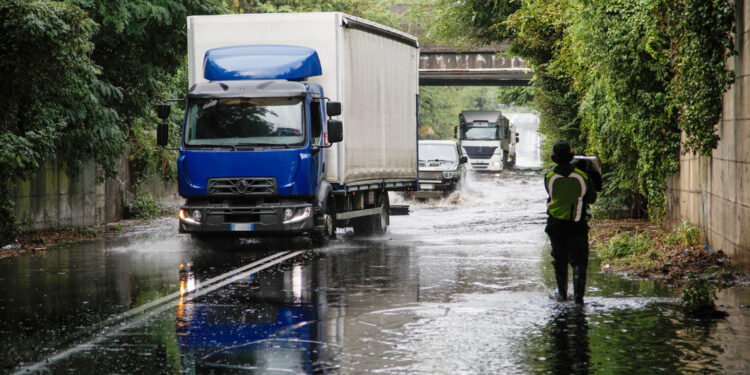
[283,206,312,224]
[443,171,455,179]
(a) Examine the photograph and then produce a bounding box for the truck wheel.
[371,192,390,235]
[311,200,336,246]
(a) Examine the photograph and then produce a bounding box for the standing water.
[1,114,749,374]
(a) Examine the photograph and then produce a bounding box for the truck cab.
[158,46,342,241]
[455,110,517,172]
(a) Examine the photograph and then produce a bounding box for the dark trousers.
[548,232,589,268]
[546,218,589,302]
[545,218,589,267]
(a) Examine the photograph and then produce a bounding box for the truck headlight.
[442,171,455,179]
[179,209,200,225]
[284,208,295,221]
[492,161,501,167]
[283,206,312,224]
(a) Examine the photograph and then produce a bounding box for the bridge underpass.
[418,45,532,86]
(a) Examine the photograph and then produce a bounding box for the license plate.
[421,183,434,190]
[230,223,254,231]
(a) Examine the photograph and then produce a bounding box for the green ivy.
[666,0,735,155]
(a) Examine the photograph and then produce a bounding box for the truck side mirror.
[156,103,171,120]
[459,156,468,164]
[327,119,343,143]
[157,122,168,146]
[453,126,458,139]
[327,101,342,117]
[516,136,520,143]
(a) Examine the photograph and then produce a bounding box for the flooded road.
[3,116,750,374]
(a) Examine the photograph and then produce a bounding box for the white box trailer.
[187,13,419,187]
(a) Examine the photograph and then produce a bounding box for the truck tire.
[370,191,390,235]
[311,198,336,246]
[352,192,389,236]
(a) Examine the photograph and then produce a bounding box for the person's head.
[551,140,574,165]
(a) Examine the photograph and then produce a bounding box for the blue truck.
[156,13,419,244]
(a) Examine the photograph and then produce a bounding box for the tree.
[232,0,399,27]
[0,0,225,243]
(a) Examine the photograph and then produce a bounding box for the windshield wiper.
[422,158,453,163]
[236,143,290,149]
[188,144,236,150]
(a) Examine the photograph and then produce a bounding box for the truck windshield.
[461,125,499,140]
[419,144,458,162]
[184,97,305,147]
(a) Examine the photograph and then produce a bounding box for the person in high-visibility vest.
[544,141,597,304]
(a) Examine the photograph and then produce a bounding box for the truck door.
[310,99,325,179]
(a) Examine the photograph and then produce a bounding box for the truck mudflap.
[178,202,316,234]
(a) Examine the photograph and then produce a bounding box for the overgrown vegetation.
[0,0,224,244]
[125,193,171,220]
[591,219,739,316]
[0,0,404,244]
[414,0,735,221]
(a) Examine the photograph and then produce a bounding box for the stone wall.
[12,155,177,232]
[666,0,750,270]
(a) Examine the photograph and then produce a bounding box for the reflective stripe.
[547,174,561,212]
[570,172,586,221]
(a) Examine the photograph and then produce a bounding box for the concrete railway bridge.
[418,44,532,86]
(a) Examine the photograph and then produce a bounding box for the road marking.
[12,250,306,375]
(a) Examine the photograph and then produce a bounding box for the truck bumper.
[468,155,503,171]
[178,201,316,235]
[418,179,456,192]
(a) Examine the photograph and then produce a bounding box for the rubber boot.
[553,262,568,301]
[573,265,587,305]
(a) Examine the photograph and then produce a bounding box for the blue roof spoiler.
[203,45,322,81]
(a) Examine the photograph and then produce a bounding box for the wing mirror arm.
[156,100,184,150]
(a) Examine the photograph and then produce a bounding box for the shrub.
[600,231,652,260]
[125,194,168,220]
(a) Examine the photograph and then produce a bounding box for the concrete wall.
[12,155,177,232]
[666,0,750,269]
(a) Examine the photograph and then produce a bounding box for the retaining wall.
[12,155,177,232]
[666,0,750,270]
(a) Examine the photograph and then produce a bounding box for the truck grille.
[464,146,497,159]
[418,171,442,180]
[207,177,277,196]
[206,207,277,224]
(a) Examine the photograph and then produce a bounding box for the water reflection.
[176,252,336,374]
[545,306,591,375]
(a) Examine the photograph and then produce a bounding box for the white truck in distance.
[455,110,518,172]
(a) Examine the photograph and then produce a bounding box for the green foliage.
[0,0,124,243]
[408,0,520,47]
[457,0,734,221]
[600,231,653,260]
[0,0,224,240]
[666,0,735,155]
[681,277,717,313]
[232,0,399,27]
[666,220,702,248]
[74,226,98,238]
[496,86,534,109]
[419,86,503,139]
[126,193,170,220]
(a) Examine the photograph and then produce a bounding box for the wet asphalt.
[2,116,750,374]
